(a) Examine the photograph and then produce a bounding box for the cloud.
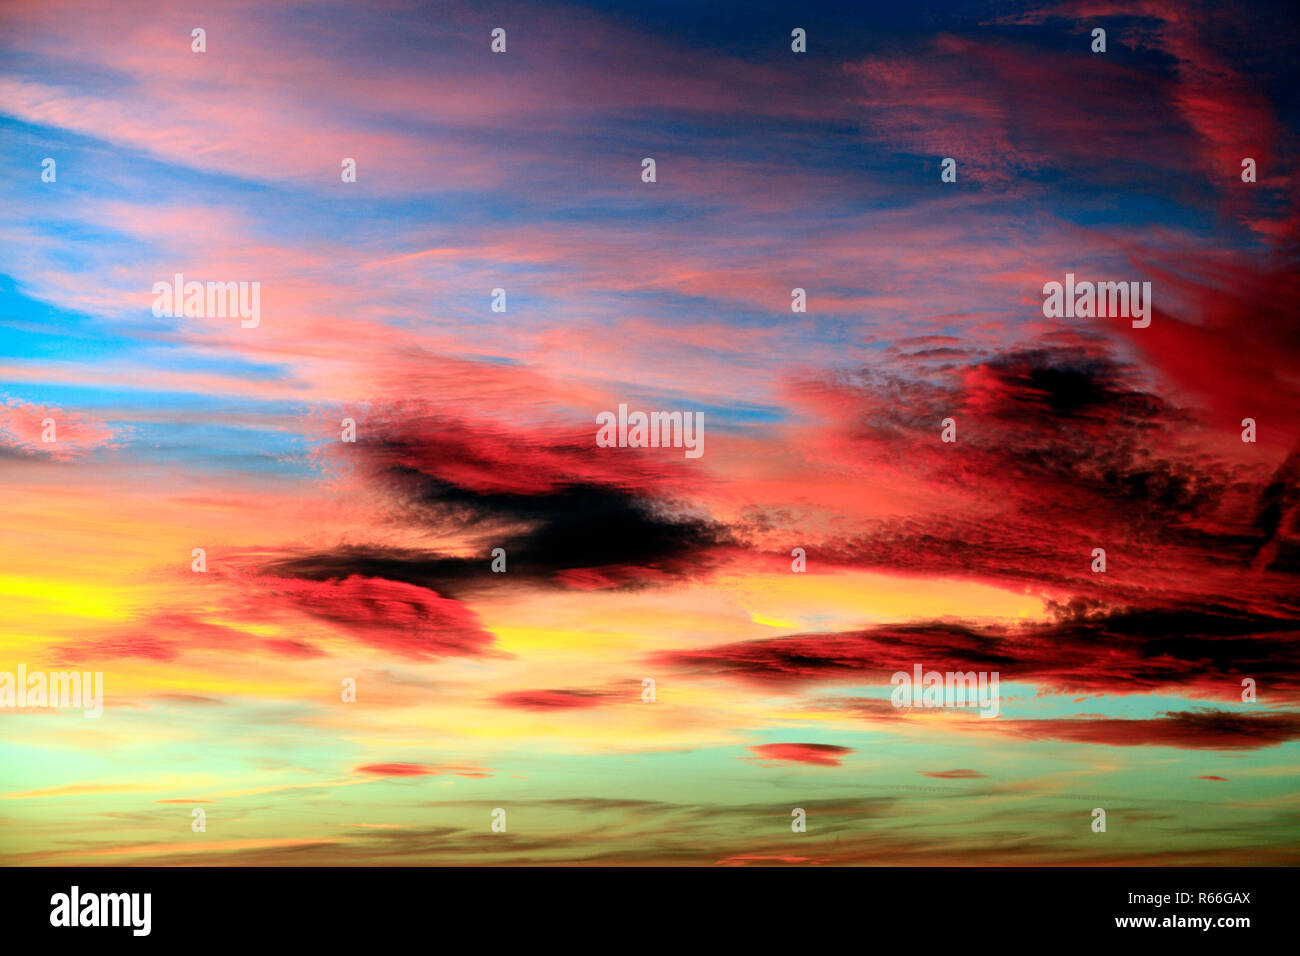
[919,769,987,779]
[842,32,1198,187]
[747,743,855,767]
[493,689,612,710]
[0,397,116,460]
[258,407,734,598]
[49,612,332,666]
[251,575,494,660]
[656,605,1300,701]
[355,763,492,778]
[995,710,1300,750]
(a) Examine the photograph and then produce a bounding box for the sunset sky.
[1,0,1298,865]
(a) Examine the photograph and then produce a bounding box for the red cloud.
[49,613,330,666]
[996,711,1300,750]
[356,763,437,776]
[258,575,494,660]
[656,608,1300,703]
[747,743,854,767]
[331,405,706,499]
[493,689,610,710]
[355,763,491,778]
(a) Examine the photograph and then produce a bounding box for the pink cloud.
[0,398,115,460]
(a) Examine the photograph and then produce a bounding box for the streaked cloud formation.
[1,0,1297,865]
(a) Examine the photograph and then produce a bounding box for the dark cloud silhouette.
[656,605,1300,700]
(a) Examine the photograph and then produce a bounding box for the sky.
[1,0,1298,865]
